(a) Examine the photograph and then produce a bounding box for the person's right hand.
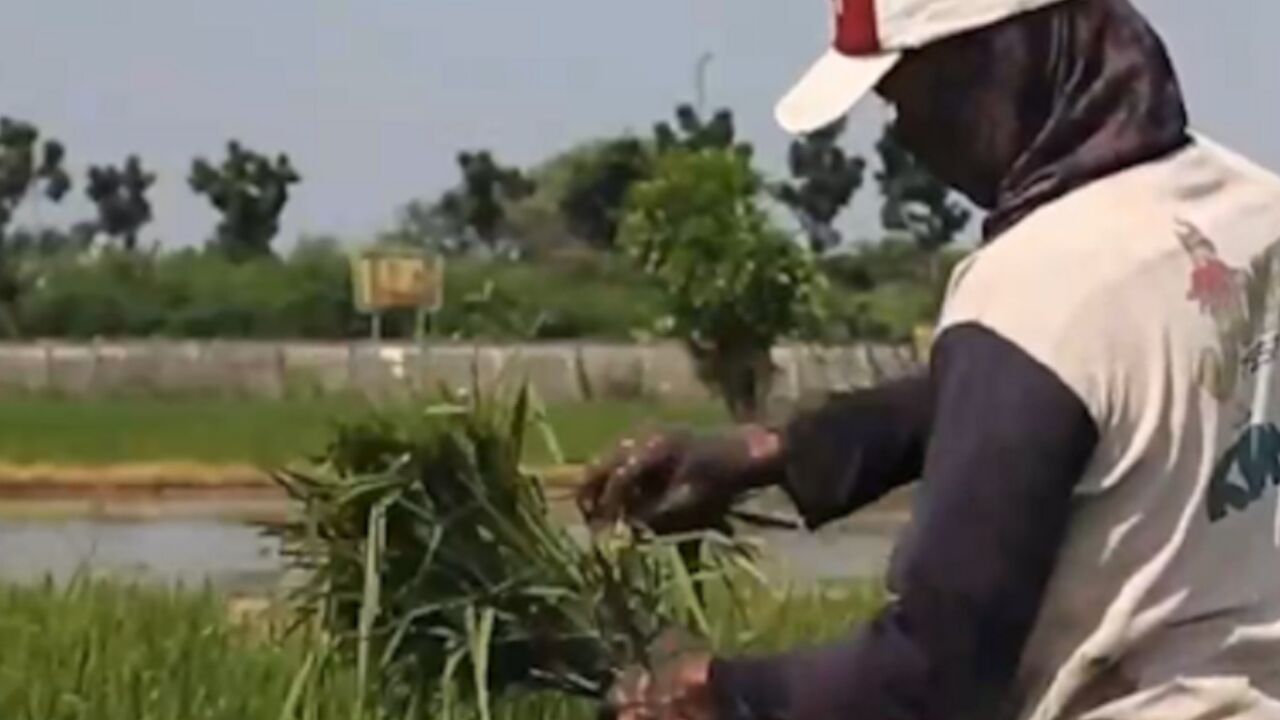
[576,425,783,535]
[605,636,715,720]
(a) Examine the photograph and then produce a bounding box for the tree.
[654,104,753,159]
[380,198,464,254]
[874,124,970,263]
[620,149,826,421]
[189,140,301,262]
[0,118,71,240]
[0,121,71,245]
[86,155,155,251]
[437,150,534,256]
[0,117,72,336]
[6,224,95,258]
[772,116,865,254]
[558,137,651,249]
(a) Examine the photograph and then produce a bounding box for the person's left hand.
[605,634,716,720]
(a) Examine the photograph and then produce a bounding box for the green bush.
[620,149,826,419]
[14,246,664,341]
[18,241,357,339]
[432,254,664,341]
[8,237,952,342]
[817,240,966,342]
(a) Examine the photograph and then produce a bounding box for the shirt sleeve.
[777,373,934,529]
[709,323,1101,720]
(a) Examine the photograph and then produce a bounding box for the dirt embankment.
[0,462,583,502]
[0,462,275,501]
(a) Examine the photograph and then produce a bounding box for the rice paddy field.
[0,576,882,720]
[0,389,891,718]
[0,396,725,466]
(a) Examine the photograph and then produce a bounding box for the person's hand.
[576,425,783,535]
[605,633,716,720]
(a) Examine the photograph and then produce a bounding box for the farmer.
[578,0,1280,717]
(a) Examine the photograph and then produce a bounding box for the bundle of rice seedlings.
[273,381,758,716]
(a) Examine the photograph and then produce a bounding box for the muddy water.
[0,499,909,591]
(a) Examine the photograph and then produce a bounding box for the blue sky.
[0,1,1272,248]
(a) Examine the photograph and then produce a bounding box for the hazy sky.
[0,1,1273,248]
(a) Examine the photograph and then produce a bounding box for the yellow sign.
[351,247,444,313]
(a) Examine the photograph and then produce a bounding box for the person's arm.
[774,373,934,529]
[576,373,934,535]
[709,324,1100,720]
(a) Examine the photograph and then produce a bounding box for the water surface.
[0,500,909,591]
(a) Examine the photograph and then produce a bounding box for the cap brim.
[775,48,901,135]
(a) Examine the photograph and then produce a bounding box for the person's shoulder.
[937,145,1195,415]
[1187,133,1280,194]
[945,136,1280,320]
[941,137,1280,420]
[938,173,1169,340]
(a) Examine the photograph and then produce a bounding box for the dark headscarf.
[884,0,1191,240]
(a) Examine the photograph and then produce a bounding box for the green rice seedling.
[273,381,757,717]
[0,575,364,720]
[0,574,882,720]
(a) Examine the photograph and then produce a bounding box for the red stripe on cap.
[834,0,881,55]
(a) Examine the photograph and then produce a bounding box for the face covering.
[881,0,1191,240]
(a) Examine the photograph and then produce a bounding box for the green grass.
[0,396,725,466]
[0,396,355,466]
[0,578,360,719]
[535,400,725,464]
[0,576,881,720]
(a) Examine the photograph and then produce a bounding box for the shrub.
[10,236,950,343]
[620,149,826,419]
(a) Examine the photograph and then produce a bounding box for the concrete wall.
[0,341,921,405]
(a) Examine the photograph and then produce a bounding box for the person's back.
[941,135,1280,717]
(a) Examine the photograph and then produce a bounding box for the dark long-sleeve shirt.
[778,371,933,528]
[710,323,1100,720]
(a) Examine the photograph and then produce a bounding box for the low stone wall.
[0,341,921,405]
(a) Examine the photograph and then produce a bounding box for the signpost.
[350,246,445,342]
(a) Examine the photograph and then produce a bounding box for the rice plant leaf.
[466,606,496,720]
[665,545,711,639]
[728,550,770,590]
[277,649,317,720]
[439,647,467,720]
[509,382,531,462]
[336,475,408,507]
[424,402,468,418]
[471,356,482,400]
[356,498,390,705]
[525,385,565,466]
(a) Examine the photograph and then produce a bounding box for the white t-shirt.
[940,136,1280,719]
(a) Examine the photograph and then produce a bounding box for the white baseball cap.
[777,0,1074,134]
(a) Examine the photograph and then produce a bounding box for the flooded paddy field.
[0,488,912,591]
